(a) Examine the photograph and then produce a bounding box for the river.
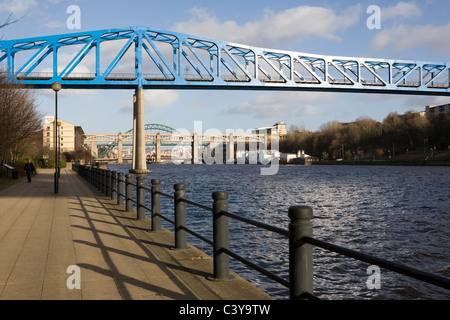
[109,163,450,300]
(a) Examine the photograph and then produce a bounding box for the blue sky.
[1,0,450,134]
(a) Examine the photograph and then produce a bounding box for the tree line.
[0,72,42,166]
[0,16,44,176]
[280,112,450,160]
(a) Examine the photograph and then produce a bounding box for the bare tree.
[1,14,22,39]
[0,72,42,163]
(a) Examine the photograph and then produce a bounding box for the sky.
[1,0,450,134]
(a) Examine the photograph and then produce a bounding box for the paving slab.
[0,167,273,300]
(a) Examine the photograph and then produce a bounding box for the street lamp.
[57,120,62,179]
[52,82,61,194]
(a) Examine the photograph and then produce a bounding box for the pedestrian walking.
[24,159,36,183]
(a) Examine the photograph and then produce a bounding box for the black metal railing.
[73,164,450,299]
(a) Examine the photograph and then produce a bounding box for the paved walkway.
[0,167,273,300]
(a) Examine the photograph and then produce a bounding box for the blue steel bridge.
[1,26,449,95]
[1,26,449,172]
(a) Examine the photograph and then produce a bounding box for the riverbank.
[312,150,450,166]
[313,160,450,166]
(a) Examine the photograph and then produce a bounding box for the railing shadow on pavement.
[73,164,450,300]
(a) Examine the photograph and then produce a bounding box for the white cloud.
[366,2,450,57]
[117,90,179,113]
[369,22,450,55]
[381,2,422,21]
[43,20,65,29]
[0,0,37,15]
[221,91,334,119]
[296,105,327,117]
[144,90,180,108]
[172,5,362,47]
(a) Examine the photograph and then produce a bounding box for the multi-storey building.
[425,104,450,119]
[43,116,84,152]
[252,122,287,138]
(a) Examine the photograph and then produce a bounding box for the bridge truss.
[1,26,449,95]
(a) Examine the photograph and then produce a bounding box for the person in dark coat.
[24,159,36,183]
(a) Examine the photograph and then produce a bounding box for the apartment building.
[43,116,84,152]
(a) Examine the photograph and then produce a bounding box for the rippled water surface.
[110,164,450,300]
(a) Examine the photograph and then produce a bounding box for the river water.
[109,163,450,300]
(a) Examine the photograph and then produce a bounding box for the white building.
[252,122,287,137]
[43,116,84,153]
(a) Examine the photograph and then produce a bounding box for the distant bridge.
[92,123,179,158]
[84,124,266,164]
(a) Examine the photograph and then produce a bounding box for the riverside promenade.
[0,166,273,300]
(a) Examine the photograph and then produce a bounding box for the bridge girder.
[1,26,449,95]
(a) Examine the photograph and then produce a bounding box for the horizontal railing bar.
[141,186,152,192]
[300,292,321,300]
[157,213,175,225]
[182,226,213,246]
[142,204,152,213]
[180,198,213,212]
[156,191,175,200]
[302,236,450,291]
[222,210,289,237]
[222,248,290,288]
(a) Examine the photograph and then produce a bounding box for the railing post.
[95,168,99,189]
[111,171,117,200]
[137,176,145,220]
[106,170,111,197]
[151,179,161,231]
[97,168,101,190]
[99,169,103,192]
[87,166,92,184]
[95,168,99,190]
[211,191,231,280]
[102,169,106,194]
[174,183,187,249]
[288,205,314,300]
[117,172,124,205]
[98,168,102,190]
[125,174,133,212]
